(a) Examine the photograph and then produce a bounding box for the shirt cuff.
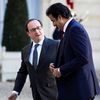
[12,91,19,96]
[57,68,60,73]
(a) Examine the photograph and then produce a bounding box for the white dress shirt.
[29,38,44,65]
[63,17,73,32]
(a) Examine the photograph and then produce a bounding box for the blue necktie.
[33,44,39,69]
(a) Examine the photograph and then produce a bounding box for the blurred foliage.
[2,0,30,51]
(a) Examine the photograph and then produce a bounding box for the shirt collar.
[32,36,44,47]
[63,18,73,32]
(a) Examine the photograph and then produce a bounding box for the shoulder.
[45,38,60,45]
[21,42,32,52]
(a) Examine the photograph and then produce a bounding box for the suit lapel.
[24,43,33,67]
[37,38,48,70]
[24,38,49,70]
[55,38,64,67]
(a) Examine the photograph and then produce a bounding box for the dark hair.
[25,18,43,32]
[46,3,72,19]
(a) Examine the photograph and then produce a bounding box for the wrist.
[12,91,18,97]
[57,68,60,72]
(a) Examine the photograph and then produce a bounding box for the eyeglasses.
[29,26,42,32]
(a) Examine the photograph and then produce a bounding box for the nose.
[53,22,56,27]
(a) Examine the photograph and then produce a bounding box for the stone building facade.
[0,0,100,81]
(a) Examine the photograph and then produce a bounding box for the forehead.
[28,20,41,27]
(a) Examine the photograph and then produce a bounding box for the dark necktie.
[33,44,39,69]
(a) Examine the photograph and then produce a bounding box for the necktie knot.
[34,44,39,48]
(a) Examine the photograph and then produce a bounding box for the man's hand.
[49,63,61,78]
[49,63,55,73]
[8,93,17,100]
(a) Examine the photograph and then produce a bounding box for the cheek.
[40,29,44,33]
[55,22,60,27]
[28,33,35,38]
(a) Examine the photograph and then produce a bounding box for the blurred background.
[0,0,100,99]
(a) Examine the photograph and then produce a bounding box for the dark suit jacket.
[13,38,59,100]
[55,19,100,100]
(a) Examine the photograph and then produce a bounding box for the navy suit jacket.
[55,19,100,100]
[13,38,59,100]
